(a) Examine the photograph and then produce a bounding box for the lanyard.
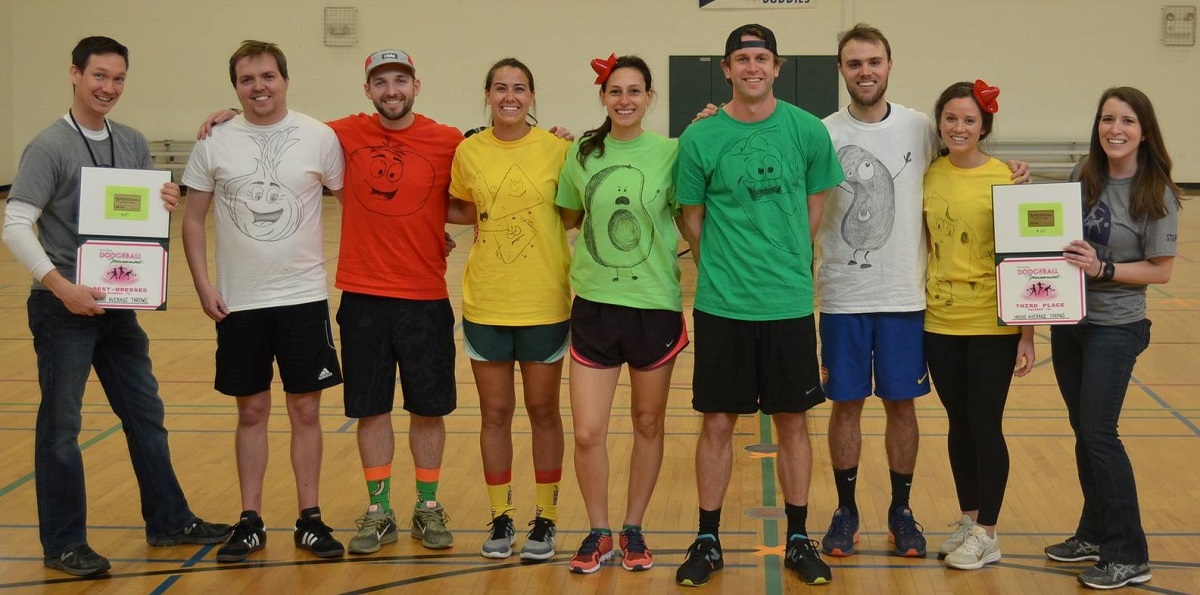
[68,109,115,168]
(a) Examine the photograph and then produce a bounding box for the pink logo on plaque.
[103,264,140,284]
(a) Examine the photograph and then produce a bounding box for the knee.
[701,414,737,441]
[573,422,607,450]
[480,403,515,430]
[288,397,322,427]
[525,401,562,429]
[830,400,865,425]
[631,410,664,440]
[237,398,272,427]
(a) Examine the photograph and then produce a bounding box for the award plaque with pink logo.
[992,182,1086,325]
[75,167,171,310]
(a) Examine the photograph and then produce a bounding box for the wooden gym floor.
[0,190,1197,594]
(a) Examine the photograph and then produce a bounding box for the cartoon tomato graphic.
[347,143,435,217]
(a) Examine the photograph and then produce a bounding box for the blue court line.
[149,544,216,595]
[1132,374,1200,437]
[0,423,122,499]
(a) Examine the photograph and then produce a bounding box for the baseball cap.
[724,24,778,58]
[364,49,416,79]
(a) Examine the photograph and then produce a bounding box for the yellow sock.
[535,468,561,522]
[485,469,515,519]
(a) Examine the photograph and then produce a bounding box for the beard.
[374,97,413,122]
[846,78,888,109]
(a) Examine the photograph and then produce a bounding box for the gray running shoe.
[349,505,398,555]
[1045,536,1101,562]
[481,514,516,559]
[1078,561,1151,589]
[411,500,454,549]
[520,517,557,561]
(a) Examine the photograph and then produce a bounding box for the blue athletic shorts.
[818,311,930,401]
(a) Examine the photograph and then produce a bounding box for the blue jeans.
[1050,319,1151,564]
[29,291,194,556]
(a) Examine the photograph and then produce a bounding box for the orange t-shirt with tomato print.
[328,112,463,299]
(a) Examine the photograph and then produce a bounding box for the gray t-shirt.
[8,118,153,290]
[1082,176,1179,325]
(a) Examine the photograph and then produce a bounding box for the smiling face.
[722,38,780,103]
[70,52,126,128]
[234,54,289,126]
[938,97,985,158]
[486,66,533,130]
[838,39,891,110]
[1097,97,1143,172]
[365,64,419,129]
[602,67,652,136]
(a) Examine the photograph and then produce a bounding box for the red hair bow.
[591,53,617,85]
[972,79,1000,114]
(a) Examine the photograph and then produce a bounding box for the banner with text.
[700,0,814,9]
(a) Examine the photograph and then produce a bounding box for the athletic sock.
[300,506,322,521]
[485,469,515,519]
[890,470,914,511]
[534,468,562,522]
[784,502,809,540]
[698,507,722,539]
[833,466,859,515]
[364,464,392,512]
[415,466,440,504]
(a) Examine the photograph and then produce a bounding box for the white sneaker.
[938,515,976,558]
[944,525,1001,570]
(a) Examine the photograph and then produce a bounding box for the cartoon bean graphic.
[836,145,902,268]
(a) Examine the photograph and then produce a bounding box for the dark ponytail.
[577,55,653,168]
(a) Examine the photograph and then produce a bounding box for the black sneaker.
[1078,561,1152,589]
[43,544,111,577]
[785,536,832,585]
[295,509,345,558]
[217,512,266,563]
[147,517,234,546]
[675,535,723,587]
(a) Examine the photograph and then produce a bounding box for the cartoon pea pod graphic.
[582,165,656,281]
[222,127,304,242]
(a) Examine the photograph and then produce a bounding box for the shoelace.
[356,511,386,530]
[830,513,856,535]
[787,539,820,562]
[623,530,647,553]
[488,515,514,539]
[686,539,716,561]
[415,507,450,526]
[527,518,553,541]
[892,513,924,536]
[577,532,604,555]
[959,533,986,556]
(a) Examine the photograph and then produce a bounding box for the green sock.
[367,476,391,512]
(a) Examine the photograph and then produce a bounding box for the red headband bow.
[591,53,617,85]
[972,79,1000,114]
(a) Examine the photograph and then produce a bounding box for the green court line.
[757,413,782,595]
[0,423,123,499]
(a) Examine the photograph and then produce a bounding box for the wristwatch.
[1100,261,1115,281]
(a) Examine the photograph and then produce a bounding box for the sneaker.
[675,535,723,586]
[481,514,516,559]
[43,544,110,577]
[520,517,557,561]
[568,530,615,574]
[147,517,233,546]
[619,527,653,571]
[411,500,454,549]
[295,511,345,558]
[937,515,976,559]
[821,507,860,556]
[1078,561,1152,589]
[887,506,927,557]
[217,512,266,563]
[943,525,1001,570]
[785,537,833,585]
[348,505,399,555]
[1045,536,1101,562]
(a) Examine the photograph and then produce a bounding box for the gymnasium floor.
[0,190,1197,594]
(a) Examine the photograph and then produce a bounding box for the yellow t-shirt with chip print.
[922,156,1019,336]
[451,127,571,325]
